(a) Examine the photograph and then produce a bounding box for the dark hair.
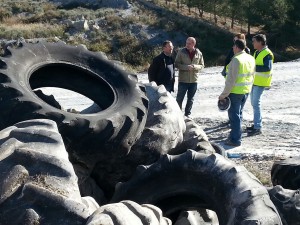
[234,39,246,50]
[253,34,267,45]
[163,40,172,48]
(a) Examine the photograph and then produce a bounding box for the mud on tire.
[111,150,282,225]
[0,41,148,168]
[0,119,98,224]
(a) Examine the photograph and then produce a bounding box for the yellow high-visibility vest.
[229,53,255,94]
[253,48,274,87]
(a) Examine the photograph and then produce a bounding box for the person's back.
[219,39,255,147]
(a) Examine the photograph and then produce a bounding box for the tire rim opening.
[34,87,101,114]
[29,63,115,114]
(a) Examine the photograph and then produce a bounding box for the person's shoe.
[247,128,262,136]
[246,125,254,131]
[185,114,193,119]
[224,139,241,147]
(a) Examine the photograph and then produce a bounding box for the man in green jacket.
[175,37,204,118]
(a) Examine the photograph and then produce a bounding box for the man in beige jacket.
[175,37,204,118]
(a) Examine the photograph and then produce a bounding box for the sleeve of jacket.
[175,50,190,71]
[220,58,239,98]
[193,50,204,71]
[224,48,234,67]
[170,61,175,92]
[148,56,160,82]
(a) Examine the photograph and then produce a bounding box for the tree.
[227,0,243,29]
[193,0,209,18]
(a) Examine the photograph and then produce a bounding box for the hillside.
[0,0,299,71]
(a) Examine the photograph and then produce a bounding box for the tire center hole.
[34,87,102,114]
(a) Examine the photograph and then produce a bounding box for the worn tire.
[174,209,218,225]
[171,118,226,157]
[86,200,171,225]
[0,41,148,168]
[268,185,300,225]
[0,119,98,224]
[271,156,300,190]
[131,82,186,155]
[210,141,226,157]
[111,150,282,225]
[91,83,185,199]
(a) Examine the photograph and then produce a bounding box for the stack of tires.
[0,40,286,224]
[268,157,300,225]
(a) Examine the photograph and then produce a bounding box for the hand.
[219,95,225,100]
[188,65,194,71]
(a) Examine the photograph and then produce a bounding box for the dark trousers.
[227,93,248,144]
[176,82,197,116]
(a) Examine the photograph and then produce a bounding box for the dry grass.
[0,21,65,39]
[232,158,274,186]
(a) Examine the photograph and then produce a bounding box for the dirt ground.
[138,59,300,185]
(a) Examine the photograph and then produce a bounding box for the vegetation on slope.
[0,0,299,71]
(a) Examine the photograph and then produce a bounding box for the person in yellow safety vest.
[219,39,255,146]
[247,34,274,136]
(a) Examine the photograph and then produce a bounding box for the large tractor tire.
[91,83,185,199]
[0,41,148,169]
[268,185,300,225]
[0,119,98,224]
[271,156,300,190]
[111,150,282,225]
[86,200,171,225]
[131,82,186,155]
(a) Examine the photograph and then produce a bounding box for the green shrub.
[0,8,12,22]
[88,41,112,53]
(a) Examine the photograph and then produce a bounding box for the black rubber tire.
[271,156,300,190]
[0,41,148,167]
[0,119,97,224]
[170,117,225,157]
[111,150,282,225]
[33,89,62,109]
[90,82,185,199]
[268,185,300,225]
[131,82,185,155]
[210,141,226,157]
[87,200,171,225]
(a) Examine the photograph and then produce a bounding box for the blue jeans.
[227,93,248,145]
[176,82,197,116]
[250,85,265,129]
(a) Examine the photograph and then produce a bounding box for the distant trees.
[161,0,298,39]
